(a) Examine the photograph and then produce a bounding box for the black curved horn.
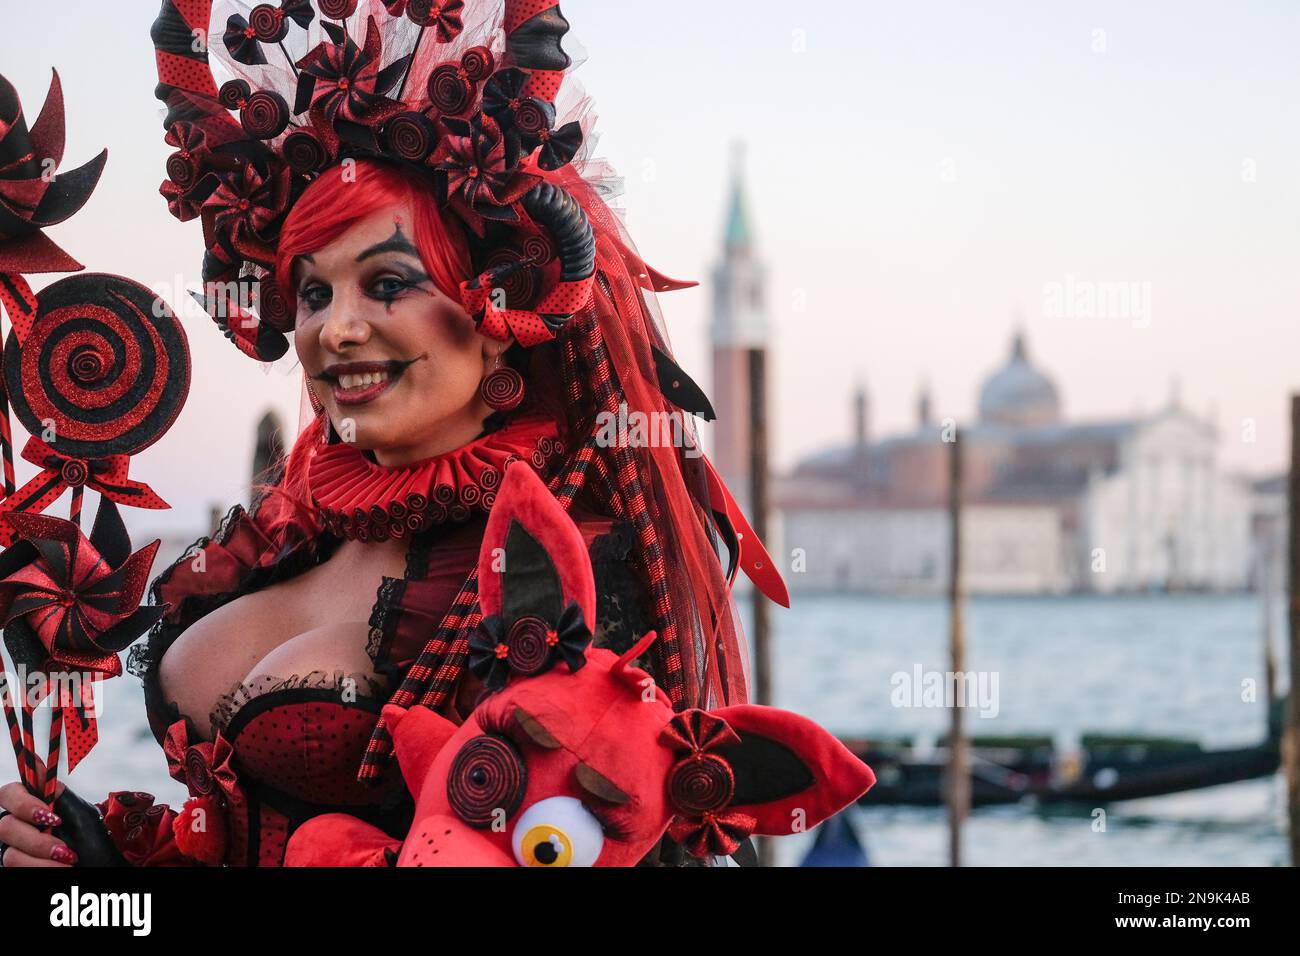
[521,181,595,283]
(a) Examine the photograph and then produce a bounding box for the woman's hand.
[0,777,78,867]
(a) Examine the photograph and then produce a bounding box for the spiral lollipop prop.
[0,70,189,809]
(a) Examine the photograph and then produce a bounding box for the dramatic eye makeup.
[292,226,433,317]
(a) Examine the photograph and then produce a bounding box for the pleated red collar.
[307,415,563,542]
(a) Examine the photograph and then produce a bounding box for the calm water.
[50,594,1291,866]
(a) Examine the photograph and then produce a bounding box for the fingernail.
[33,808,61,827]
[51,845,77,865]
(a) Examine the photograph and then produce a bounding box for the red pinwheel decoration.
[0,70,106,347]
[431,114,539,237]
[199,161,291,268]
[294,16,412,157]
[0,499,165,773]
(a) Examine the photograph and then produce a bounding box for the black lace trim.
[210,669,389,739]
[589,520,652,659]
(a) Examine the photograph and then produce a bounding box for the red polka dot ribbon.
[459,271,594,347]
[0,436,169,547]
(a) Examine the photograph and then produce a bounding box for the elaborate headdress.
[152,0,601,362]
[150,0,790,780]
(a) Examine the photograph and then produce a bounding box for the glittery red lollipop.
[2,273,190,460]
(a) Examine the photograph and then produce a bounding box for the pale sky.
[2,0,1297,537]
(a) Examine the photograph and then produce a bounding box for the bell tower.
[709,142,769,513]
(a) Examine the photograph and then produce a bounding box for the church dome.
[978,332,1061,428]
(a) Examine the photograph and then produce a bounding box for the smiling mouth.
[314,357,421,407]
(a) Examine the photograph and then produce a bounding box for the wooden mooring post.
[947,429,969,867]
[748,347,773,866]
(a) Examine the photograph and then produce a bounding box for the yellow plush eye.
[512,797,604,867]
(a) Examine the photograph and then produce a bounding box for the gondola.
[844,708,1282,808]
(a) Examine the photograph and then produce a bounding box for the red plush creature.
[286,465,875,866]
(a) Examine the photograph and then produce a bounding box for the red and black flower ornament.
[0,499,165,680]
[199,161,291,269]
[431,113,538,237]
[294,16,411,157]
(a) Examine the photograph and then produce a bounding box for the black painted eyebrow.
[356,231,421,263]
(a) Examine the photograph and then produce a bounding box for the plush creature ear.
[476,463,595,624]
[383,704,459,795]
[708,704,875,835]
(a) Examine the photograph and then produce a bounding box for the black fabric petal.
[223,14,269,66]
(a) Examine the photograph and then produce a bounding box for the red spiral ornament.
[427,65,473,115]
[521,234,553,265]
[384,111,439,162]
[505,616,552,676]
[248,4,289,42]
[59,459,89,487]
[184,748,214,796]
[458,482,481,507]
[318,0,357,19]
[406,492,428,512]
[484,252,540,310]
[478,466,500,490]
[479,367,524,412]
[668,754,736,815]
[432,483,456,507]
[256,275,294,332]
[241,90,291,140]
[460,46,494,82]
[447,734,527,828]
[282,130,327,173]
[4,274,191,459]
[218,79,252,111]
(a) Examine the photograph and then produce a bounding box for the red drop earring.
[480,355,524,412]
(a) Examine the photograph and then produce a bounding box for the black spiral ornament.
[240,90,291,140]
[282,130,327,173]
[460,46,495,83]
[318,0,357,19]
[384,111,439,162]
[505,616,552,675]
[3,274,191,459]
[256,274,294,332]
[447,734,527,828]
[427,64,474,115]
[248,4,289,42]
[218,79,252,111]
[165,151,199,189]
